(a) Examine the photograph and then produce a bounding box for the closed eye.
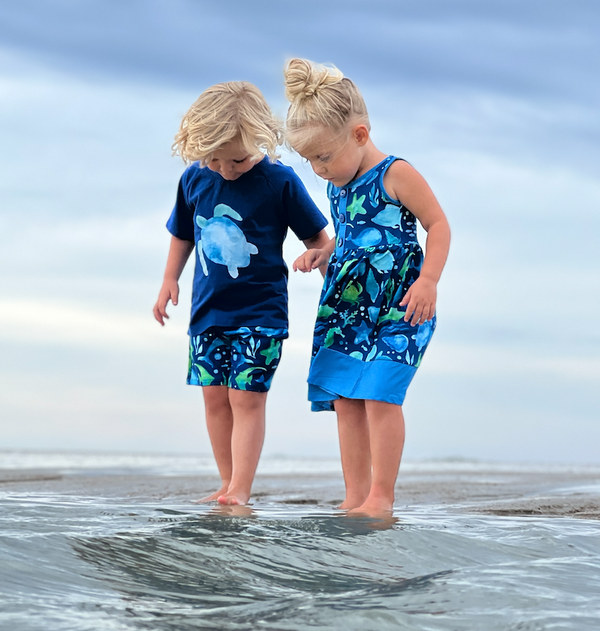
[233,157,248,164]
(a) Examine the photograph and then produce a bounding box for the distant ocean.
[1,451,599,630]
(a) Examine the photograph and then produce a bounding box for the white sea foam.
[2,450,600,477]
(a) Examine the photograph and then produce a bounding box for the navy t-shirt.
[166,158,328,336]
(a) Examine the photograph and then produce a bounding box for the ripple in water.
[1,497,600,630]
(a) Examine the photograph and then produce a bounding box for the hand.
[293,248,329,273]
[153,279,179,326]
[399,277,437,326]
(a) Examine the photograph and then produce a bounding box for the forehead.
[298,129,347,159]
[212,139,249,160]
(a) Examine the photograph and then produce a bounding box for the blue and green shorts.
[187,327,286,392]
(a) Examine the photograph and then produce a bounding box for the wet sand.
[2,465,599,519]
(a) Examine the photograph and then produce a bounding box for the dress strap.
[379,156,405,205]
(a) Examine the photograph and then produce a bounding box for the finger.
[412,306,426,325]
[408,302,423,325]
[153,306,164,326]
[411,302,427,325]
[417,309,430,325]
[172,288,179,306]
[158,303,169,320]
[399,289,411,307]
[419,303,435,323]
[296,256,308,272]
[410,311,420,326]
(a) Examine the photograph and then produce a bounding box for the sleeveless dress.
[308,156,436,411]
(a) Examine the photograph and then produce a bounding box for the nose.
[222,164,236,178]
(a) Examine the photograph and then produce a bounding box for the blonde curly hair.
[283,58,370,154]
[172,82,283,165]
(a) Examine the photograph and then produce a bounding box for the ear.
[353,124,370,146]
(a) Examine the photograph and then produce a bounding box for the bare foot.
[345,509,398,530]
[338,492,369,510]
[347,495,394,518]
[338,498,364,510]
[217,489,250,505]
[194,485,230,504]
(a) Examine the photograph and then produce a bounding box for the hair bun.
[284,58,343,102]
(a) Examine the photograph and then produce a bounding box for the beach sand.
[2,465,599,519]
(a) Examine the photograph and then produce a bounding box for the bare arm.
[384,160,451,325]
[297,228,333,276]
[153,235,195,326]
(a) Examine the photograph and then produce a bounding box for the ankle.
[367,484,395,503]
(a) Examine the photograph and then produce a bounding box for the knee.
[335,398,367,423]
[365,400,404,421]
[229,389,267,414]
[203,386,231,415]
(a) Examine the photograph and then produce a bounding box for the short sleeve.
[166,172,195,241]
[281,171,328,240]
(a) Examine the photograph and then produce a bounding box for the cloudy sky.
[1,0,599,463]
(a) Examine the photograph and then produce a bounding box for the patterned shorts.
[187,327,286,392]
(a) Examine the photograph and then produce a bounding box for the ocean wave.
[2,497,600,630]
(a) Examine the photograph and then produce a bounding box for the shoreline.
[2,465,599,520]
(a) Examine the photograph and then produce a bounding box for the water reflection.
[207,504,256,519]
[5,495,599,631]
[71,506,450,629]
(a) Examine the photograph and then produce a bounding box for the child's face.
[299,126,366,188]
[207,139,259,181]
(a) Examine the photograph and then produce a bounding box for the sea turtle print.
[195,204,258,278]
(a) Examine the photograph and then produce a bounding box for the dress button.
[340,189,347,197]
[337,238,343,247]
[339,214,346,224]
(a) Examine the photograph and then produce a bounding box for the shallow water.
[1,454,600,630]
[1,498,599,629]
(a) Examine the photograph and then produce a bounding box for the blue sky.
[1,0,599,462]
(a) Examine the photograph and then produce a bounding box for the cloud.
[1,0,598,104]
[1,1,599,462]
[0,297,181,350]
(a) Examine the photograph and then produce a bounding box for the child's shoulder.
[181,161,205,179]
[256,157,298,179]
[179,161,218,193]
[178,161,204,185]
[381,157,419,200]
[251,158,306,193]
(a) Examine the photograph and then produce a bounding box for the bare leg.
[350,400,405,516]
[196,386,233,502]
[334,398,372,510]
[217,389,267,505]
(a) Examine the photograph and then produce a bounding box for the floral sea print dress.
[308,156,436,411]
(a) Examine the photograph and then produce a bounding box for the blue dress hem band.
[307,347,417,411]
